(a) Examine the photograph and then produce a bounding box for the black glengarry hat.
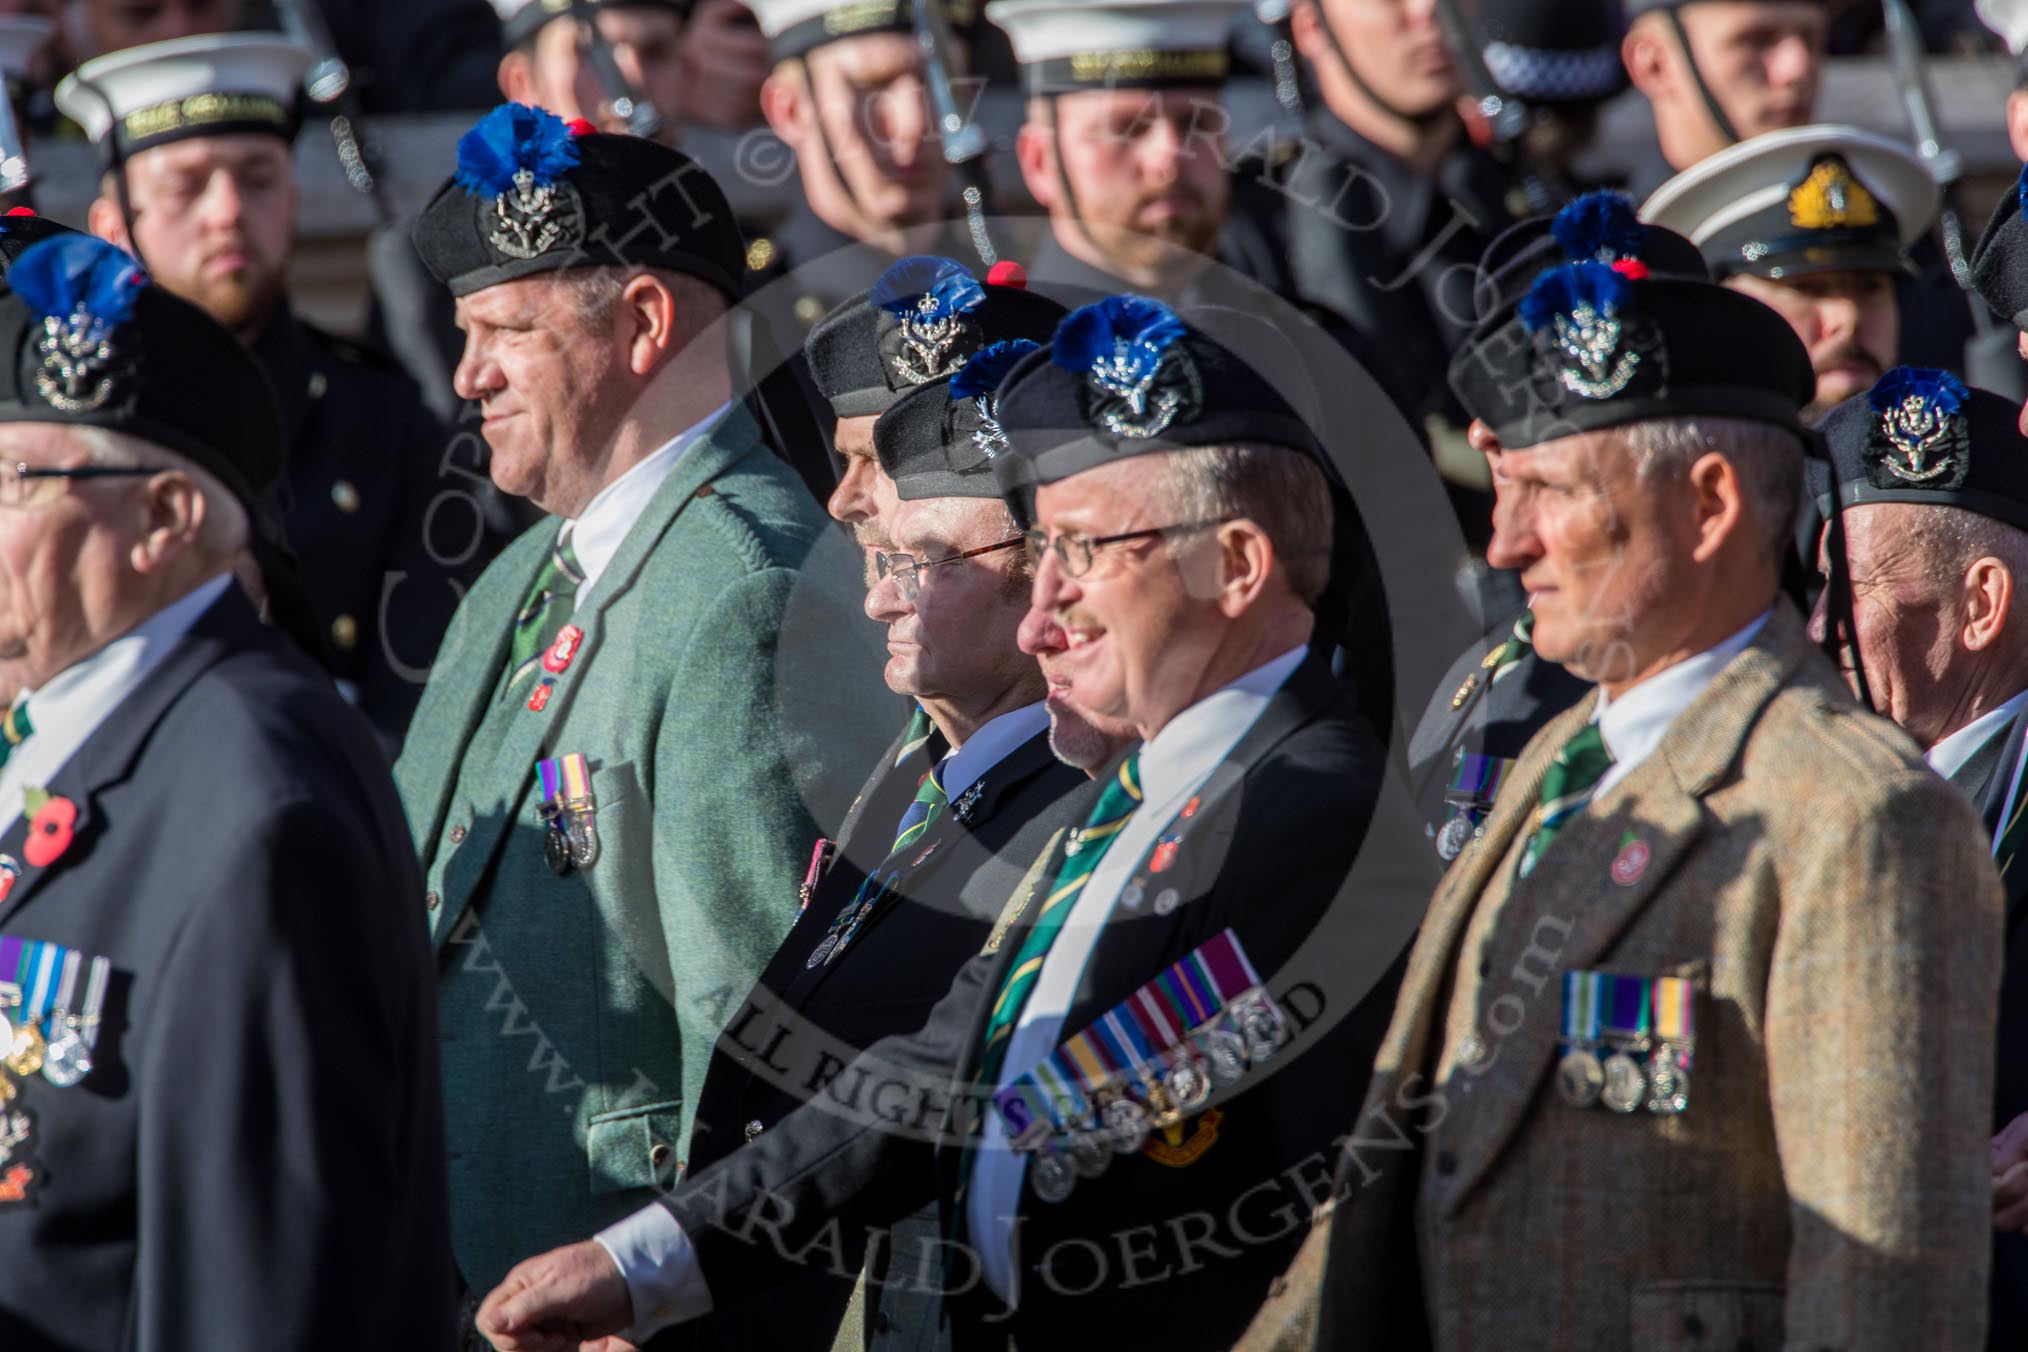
[804,256,1067,418]
[1972,163,2028,330]
[414,103,747,299]
[1815,367,2028,532]
[873,339,1039,499]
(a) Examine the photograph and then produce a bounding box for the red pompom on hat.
[5,207,34,217]
[986,260,1028,290]
[565,118,597,137]
[1612,258,1651,281]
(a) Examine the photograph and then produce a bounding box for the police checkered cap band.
[1482,41,1624,102]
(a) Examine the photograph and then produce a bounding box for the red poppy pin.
[543,624,585,674]
[22,791,77,869]
[0,855,18,904]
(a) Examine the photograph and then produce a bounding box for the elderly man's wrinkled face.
[1484,430,1698,688]
[1025,458,1228,735]
[1806,502,1964,746]
[452,274,634,517]
[0,426,149,690]
[109,135,296,341]
[864,495,1030,706]
[827,412,901,557]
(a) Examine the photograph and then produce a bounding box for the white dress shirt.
[968,644,1308,1305]
[561,402,732,605]
[596,698,1056,1337]
[1590,611,1770,800]
[0,574,232,829]
[1925,690,2028,784]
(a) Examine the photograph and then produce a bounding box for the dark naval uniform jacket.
[662,655,1433,1351]
[0,583,455,1350]
[250,307,477,743]
[1406,609,1588,872]
[687,718,1089,1352]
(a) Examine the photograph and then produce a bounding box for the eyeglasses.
[873,535,1024,601]
[1020,516,1236,579]
[0,461,160,509]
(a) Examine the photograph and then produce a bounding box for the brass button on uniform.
[743,1119,764,1142]
[650,1143,672,1166]
[793,295,824,325]
[331,614,359,650]
[448,824,467,845]
[745,237,776,272]
[330,479,360,513]
[426,891,441,911]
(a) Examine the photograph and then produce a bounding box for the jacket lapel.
[1438,607,1803,1214]
[0,586,262,925]
[437,407,767,936]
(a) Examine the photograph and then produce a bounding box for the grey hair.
[553,266,729,338]
[1156,442,1334,605]
[1897,504,2028,610]
[73,425,250,557]
[1614,417,1805,560]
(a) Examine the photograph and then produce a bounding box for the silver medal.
[1067,1130,1112,1178]
[40,1020,90,1088]
[1031,1150,1075,1203]
[1601,1051,1647,1113]
[1645,1045,1690,1115]
[1202,1029,1248,1087]
[1436,813,1472,861]
[804,933,840,970]
[1102,1097,1149,1155]
[1556,1048,1604,1108]
[1166,1054,1211,1112]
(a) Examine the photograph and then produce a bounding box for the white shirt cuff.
[593,1202,714,1340]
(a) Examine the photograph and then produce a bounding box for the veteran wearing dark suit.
[59,34,476,743]
[0,235,454,1350]
[1241,245,2003,1351]
[1807,371,2028,1352]
[393,103,890,1312]
[474,298,1431,1352]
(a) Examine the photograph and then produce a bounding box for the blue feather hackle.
[1551,191,1646,264]
[2017,161,2028,223]
[1052,295,1187,388]
[951,339,1039,402]
[1869,366,1969,417]
[10,235,146,338]
[871,256,985,321]
[456,103,580,197]
[1518,262,1632,335]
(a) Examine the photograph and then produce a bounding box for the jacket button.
[331,614,358,650]
[872,1311,891,1335]
[1434,1151,1457,1176]
[744,1120,764,1141]
[330,479,359,513]
[426,891,440,911]
[1682,1312,1705,1338]
[650,1143,671,1166]
[449,824,467,845]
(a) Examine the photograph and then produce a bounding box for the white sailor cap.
[55,33,310,157]
[746,0,975,63]
[987,0,1244,92]
[0,17,53,85]
[489,0,693,50]
[1640,124,1939,281]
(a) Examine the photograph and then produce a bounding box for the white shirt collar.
[1926,689,2028,782]
[938,701,1051,802]
[1590,610,1770,800]
[0,574,232,826]
[560,402,731,598]
[1137,645,1309,802]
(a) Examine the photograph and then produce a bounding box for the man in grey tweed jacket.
[1241,247,2003,1349]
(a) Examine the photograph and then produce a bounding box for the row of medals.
[1026,993,1287,1204]
[0,1001,93,1097]
[1556,1036,1690,1115]
[539,799,600,876]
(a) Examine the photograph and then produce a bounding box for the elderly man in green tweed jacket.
[395,104,889,1304]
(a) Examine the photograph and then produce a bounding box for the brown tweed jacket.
[1237,602,2003,1352]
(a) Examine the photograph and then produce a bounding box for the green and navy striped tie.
[0,702,29,769]
[974,752,1144,1087]
[1517,721,1614,879]
[501,536,584,701]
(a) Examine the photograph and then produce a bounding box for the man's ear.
[86,195,130,251]
[130,472,205,575]
[759,67,806,148]
[1622,17,1675,103]
[620,273,679,375]
[498,48,537,105]
[1014,121,1058,213]
[1189,519,1275,615]
[1962,556,2015,654]
[1685,451,1747,566]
